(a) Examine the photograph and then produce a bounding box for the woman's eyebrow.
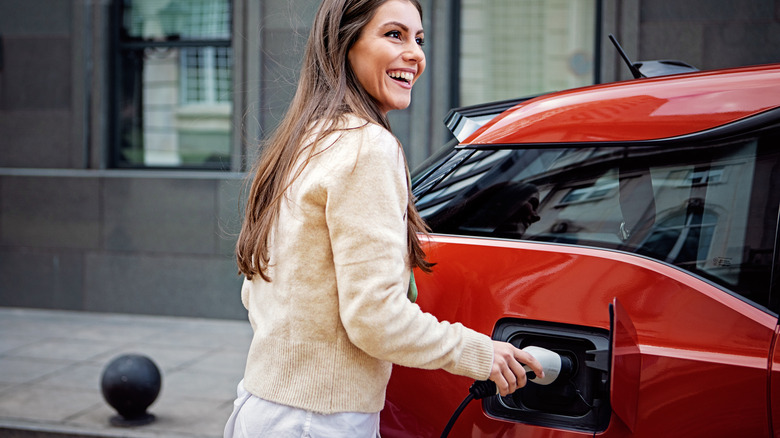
[382,21,424,35]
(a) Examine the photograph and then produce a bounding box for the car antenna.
[608,34,643,79]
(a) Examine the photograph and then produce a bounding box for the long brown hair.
[236,0,432,281]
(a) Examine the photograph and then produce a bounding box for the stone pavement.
[0,307,253,438]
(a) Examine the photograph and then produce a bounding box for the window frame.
[110,0,233,170]
[453,0,604,108]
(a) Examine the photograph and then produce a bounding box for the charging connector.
[521,346,574,385]
[440,346,574,438]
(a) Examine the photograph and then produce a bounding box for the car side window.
[415,128,780,310]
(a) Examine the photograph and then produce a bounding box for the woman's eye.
[416,37,425,47]
[385,30,401,39]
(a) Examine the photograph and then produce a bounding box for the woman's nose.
[404,42,425,63]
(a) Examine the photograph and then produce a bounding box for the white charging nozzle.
[521,346,573,386]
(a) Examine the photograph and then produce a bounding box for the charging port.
[486,319,611,433]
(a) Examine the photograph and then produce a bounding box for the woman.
[225,0,543,436]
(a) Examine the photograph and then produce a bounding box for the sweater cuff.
[452,330,494,381]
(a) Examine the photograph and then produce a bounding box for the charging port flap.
[610,298,641,432]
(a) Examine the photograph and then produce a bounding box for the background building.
[1,0,778,319]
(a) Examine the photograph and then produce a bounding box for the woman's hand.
[489,341,545,396]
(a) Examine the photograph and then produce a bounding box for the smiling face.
[347,0,426,115]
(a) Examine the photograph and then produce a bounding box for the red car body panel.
[382,236,775,437]
[463,64,780,145]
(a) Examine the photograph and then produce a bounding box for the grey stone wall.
[0,170,247,319]
[0,0,81,169]
[0,0,249,319]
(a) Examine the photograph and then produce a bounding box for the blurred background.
[0,0,778,319]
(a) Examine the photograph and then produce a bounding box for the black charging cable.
[440,370,541,438]
[440,379,499,438]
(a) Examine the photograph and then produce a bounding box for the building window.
[560,181,618,205]
[459,0,598,106]
[180,47,232,104]
[113,0,233,169]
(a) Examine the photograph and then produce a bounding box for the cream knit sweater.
[240,115,494,414]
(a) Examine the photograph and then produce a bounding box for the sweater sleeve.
[324,123,493,381]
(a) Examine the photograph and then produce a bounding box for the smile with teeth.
[388,70,414,84]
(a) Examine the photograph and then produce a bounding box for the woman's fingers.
[507,351,527,384]
[490,341,520,396]
[500,358,519,394]
[489,341,546,396]
[514,349,545,380]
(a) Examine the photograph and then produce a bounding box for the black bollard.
[100,354,162,426]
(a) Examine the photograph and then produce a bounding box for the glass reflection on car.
[414,133,780,309]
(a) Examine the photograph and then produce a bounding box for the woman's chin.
[382,99,412,114]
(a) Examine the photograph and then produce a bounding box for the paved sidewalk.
[0,307,253,438]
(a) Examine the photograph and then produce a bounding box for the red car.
[381,62,780,437]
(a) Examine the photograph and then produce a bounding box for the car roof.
[462,63,780,146]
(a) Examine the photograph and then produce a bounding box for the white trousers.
[224,380,381,438]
